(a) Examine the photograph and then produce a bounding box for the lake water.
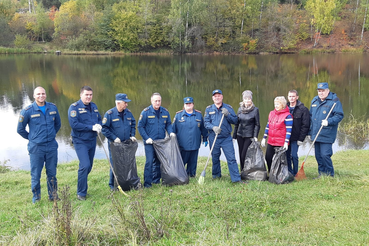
[1,54,368,170]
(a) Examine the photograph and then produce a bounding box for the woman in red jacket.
[261,96,293,172]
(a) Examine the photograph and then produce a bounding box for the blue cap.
[115,93,131,102]
[183,97,194,103]
[212,89,222,95]
[317,82,329,90]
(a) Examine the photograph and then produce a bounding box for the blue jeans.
[29,142,58,202]
[314,142,334,176]
[180,149,199,177]
[209,135,241,182]
[286,141,299,176]
[74,139,96,196]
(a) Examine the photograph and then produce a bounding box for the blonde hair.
[274,96,287,108]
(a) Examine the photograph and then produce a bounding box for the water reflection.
[1,54,368,170]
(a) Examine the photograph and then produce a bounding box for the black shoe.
[49,197,61,202]
[77,195,86,201]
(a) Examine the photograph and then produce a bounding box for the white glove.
[297,141,303,146]
[283,142,289,150]
[322,119,328,126]
[170,133,176,137]
[306,135,311,141]
[114,138,121,143]
[146,138,153,144]
[254,137,258,142]
[92,124,102,133]
[213,126,222,135]
[130,136,137,142]
[261,138,266,147]
[221,107,229,116]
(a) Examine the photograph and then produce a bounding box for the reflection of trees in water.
[337,132,368,150]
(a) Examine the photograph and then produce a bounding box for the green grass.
[1,150,369,245]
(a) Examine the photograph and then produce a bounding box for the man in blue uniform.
[138,92,174,188]
[172,97,208,177]
[68,86,102,200]
[204,89,242,183]
[309,82,344,177]
[17,86,61,203]
[102,93,136,191]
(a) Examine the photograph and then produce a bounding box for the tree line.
[0,0,369,52]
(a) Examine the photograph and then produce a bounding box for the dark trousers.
[286,141,299,176]
[180,149,199,177]
[74,139,96,197]
[236,136,252,171]
[143,144,161,187]
[314,142,334,176]
[265,144,282,172]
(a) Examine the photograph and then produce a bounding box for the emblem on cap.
[319,84,323,87]
[187,98,190,101]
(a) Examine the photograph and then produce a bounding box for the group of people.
[17,82,343,203]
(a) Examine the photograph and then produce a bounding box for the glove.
[212,126,222,135]
[114,138,121,143]
[170,133,176,137]
[297,141,303,146]
[92,124,102,133]
[221,107,229,116]
[254,137,258,142]
[306,135,311,141]
[130,136,137,142]
[203,141,208,147]
[146,138,153,144]
[322,119,328,126]
[261,138,266,147]
[283,142,288,150]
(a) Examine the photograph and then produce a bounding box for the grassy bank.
[1,150,369,245]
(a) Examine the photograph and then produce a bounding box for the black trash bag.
[110,140,141,191]
[153,135,189,186]
[241,140,267,181]
[268,147,295,184]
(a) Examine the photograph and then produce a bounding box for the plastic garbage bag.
[268,147,295,184]
[153,135,189,186]
[110,140,141,191]
[241,140,267,181]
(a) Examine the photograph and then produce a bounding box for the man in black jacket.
[287,90,310,176]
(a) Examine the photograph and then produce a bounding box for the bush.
[14,34,32,49]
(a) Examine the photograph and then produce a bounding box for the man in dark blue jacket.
[204,89,242,183]
[102,93,136,191]
[287,90,310,176]
[138,92,173,188]
[17,87,61,203]
[173,97,208,177]
[68,86,102,200]
[309,83,344,177]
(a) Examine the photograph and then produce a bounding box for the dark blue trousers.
[144,144,161,187]
[208,135,241,182]
[29,142,58,202]
[314,142,334,176]
[180,149,199,177]
[286,141,299,176]
[74,139,96,196]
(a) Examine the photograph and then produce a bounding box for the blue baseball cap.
[317,82,329,90]
[212,89,222,95]
[115,93,131,102]
[183,97,194,103]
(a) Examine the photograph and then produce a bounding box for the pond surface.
[1,54,368,170]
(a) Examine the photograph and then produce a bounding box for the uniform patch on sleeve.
[102,117,107,124]
[19,115,24,122]
[173,117,176,123]
[70,110,77,117]
[139,115,143,121]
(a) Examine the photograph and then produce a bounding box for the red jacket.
[267,107,291,146]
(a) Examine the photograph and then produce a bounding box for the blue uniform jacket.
[68,99,102,141]
[309,92,344,143]
[138,105,172,142]
[172,109,208,151]
[102,107,136,142]
[204,103,238,138]
[17,101,61,144]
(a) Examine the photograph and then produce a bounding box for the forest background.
[1,0,369,53]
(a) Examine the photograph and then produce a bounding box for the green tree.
[34,3,52,41]
[305,0,337,46]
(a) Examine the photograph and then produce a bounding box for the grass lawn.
[1,149,369,245]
